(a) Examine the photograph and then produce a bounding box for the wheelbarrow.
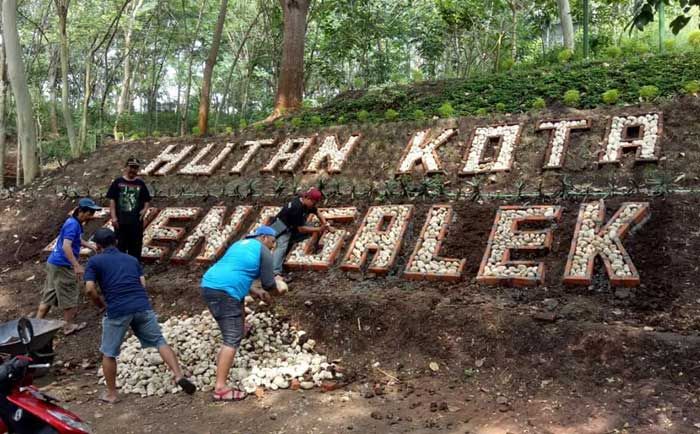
[0,318,64,369]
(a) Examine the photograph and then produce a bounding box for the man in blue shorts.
[84,228,195,403]
[201,225,282,401]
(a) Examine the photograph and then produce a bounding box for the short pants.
[100,310,167,358]
[201,288,244,349]
[41,263,79,309]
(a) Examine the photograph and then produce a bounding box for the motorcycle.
[0,318,92,434]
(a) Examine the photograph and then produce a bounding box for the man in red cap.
[270,187,334,282]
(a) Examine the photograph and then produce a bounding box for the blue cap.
[78,198,102,211]
[246,225,277,239]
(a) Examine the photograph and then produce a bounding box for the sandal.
[64,322,87,336]
[177,377,196,395]
[98,392,121,404]
[212,388,247,401]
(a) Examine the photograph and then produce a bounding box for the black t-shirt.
[106,177,152,225]
[276,197,318,230]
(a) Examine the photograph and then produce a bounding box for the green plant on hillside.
[500,58,515,71]
[413,109,426,120]
[563,89,580,107]
[385,109,399,121]
[475,108,488,116]
[664,40,676,52]
[604,46,622,59]
[337,115,346,124]
[291,117,303,128]
[558,49,573,63]
[356,110,370,122]
[639,85,659,101]
[310,115,322,127]
[689,30,700,50]
[225,126,233,135]
[254,123,265,131]
[532,97,546,110]
[602,89,620,105]
[274,119,285,129]
[437,102,454,118]
[191,126,200,135]
[684,80,700,95]
[495,102,506,112]
[238,119,248,129]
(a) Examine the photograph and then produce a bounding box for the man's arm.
[80,238,97,251]
[250,246,275,303]
[85,281,107,311]
[62,239,84,278]
[140,276,146,288]
[109,199,119,229]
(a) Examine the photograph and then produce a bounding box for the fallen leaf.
[475,358,485,368]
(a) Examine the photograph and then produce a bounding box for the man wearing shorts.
[37,198,100,335]
[84,228,195,403]
[200,225,281,401]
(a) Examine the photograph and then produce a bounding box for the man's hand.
[250,287,272,304]
[73,264,85,280]
[139,209,147,221]
[87,242,97,251]
[111,218,119,230]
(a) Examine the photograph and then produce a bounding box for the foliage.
[437,102,454,118]
[601,89,620,105]
[475,108,488,116]
[639,85,659,101]
[385,109,399,121]
[557,49,573,64]
[563,89,581,107]
[684,80,700,94]
[604,46,622,59]
[412,109,426,120]
[532,97,546,110]
[191,127,201,135]
[291,117,303,128]
[274,119,286,129]
[356,110,370,123]
[309,115,323,127]
[495,102,506,112]
[688,30,700,49]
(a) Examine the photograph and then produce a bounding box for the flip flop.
[64,322,87,336]
[244,323,254,338]
[98,393,121,404]
[177,377,196,395]
[212,388,246,401]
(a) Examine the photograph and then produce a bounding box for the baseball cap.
[93,228,116,247]
[126,157,141,167]
[78,198,102,211]
[304,187,323,202]
[246,225,277,239]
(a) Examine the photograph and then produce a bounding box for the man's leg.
[99,314,130,403]
[272,231,291,276]
[115,225,128,254]
[215,346,236,391]
[36,304,50,319]
[131,222,144,262]
[57,268,85,335]
[102,356,119,402]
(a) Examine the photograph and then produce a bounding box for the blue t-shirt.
[47,217,83,268]
[201,238,275,301]
[84,247,152,318]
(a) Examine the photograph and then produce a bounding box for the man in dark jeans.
[84,228,196,404]
[106,157,151,261]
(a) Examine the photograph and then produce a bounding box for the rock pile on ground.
[98,307,341,397]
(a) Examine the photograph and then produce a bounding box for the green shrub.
[274,119,285,129]
[495,102,506,112]
[310,115,323,127]
[563,89,580,107]
[500,58,515,71]
[532,97,546,110]
[225,126,234,135]
[337,115,347,124]
[129,132,142,141]
[604,45,622,59]
[475,108,488,116]
[385,109,399,121]
[413,109,426,120]
[411,69,424,82]
[601,89,620,105]
[683,80,700,95]
[238,119,248,129]
[437,102,455,118]
[664,40,676,52]
[152,130,161,137]
[558,49,573,63]
[356,110,370,122]
[254,123,265,131]
[688,30,700,49]
[191,126,200,135]
[639,85,659,101]
[291,117,303,128]
[633,42,650,55]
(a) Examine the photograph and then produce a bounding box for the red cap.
[304,187,323,202]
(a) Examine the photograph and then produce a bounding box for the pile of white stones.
[142,207,200,260]
[539,119,588,168]
[462,125,520,174]
[601,113,660,163]
[140,144,194,176]
[100,309,341,397]
[397,129,455,173]
[173,206,251,262]
[262,137,313,172]
[481,207,555,278]
[305,135,360,173]
[345,205,411,269]
[568,202,637,278]
[406,206,462,275]
[179,143,234,175]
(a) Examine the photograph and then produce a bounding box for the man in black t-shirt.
[270,187,334,281]
[106,157,152,261]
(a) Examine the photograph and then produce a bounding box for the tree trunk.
[115,0,144,139]
[268,0,310,120]
[197,0,228,136]
[55,0,78,157]
[0,31,6,189]
[557,0,575,51]
[47,45,59,137]
[509,2,518,61]
[3,0,39,184]
[180,0,208,137]
[79,59,92,151]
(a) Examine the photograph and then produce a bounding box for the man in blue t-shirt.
[201,225,283,401]
[37,198,101,336]
[84,228,195,404]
